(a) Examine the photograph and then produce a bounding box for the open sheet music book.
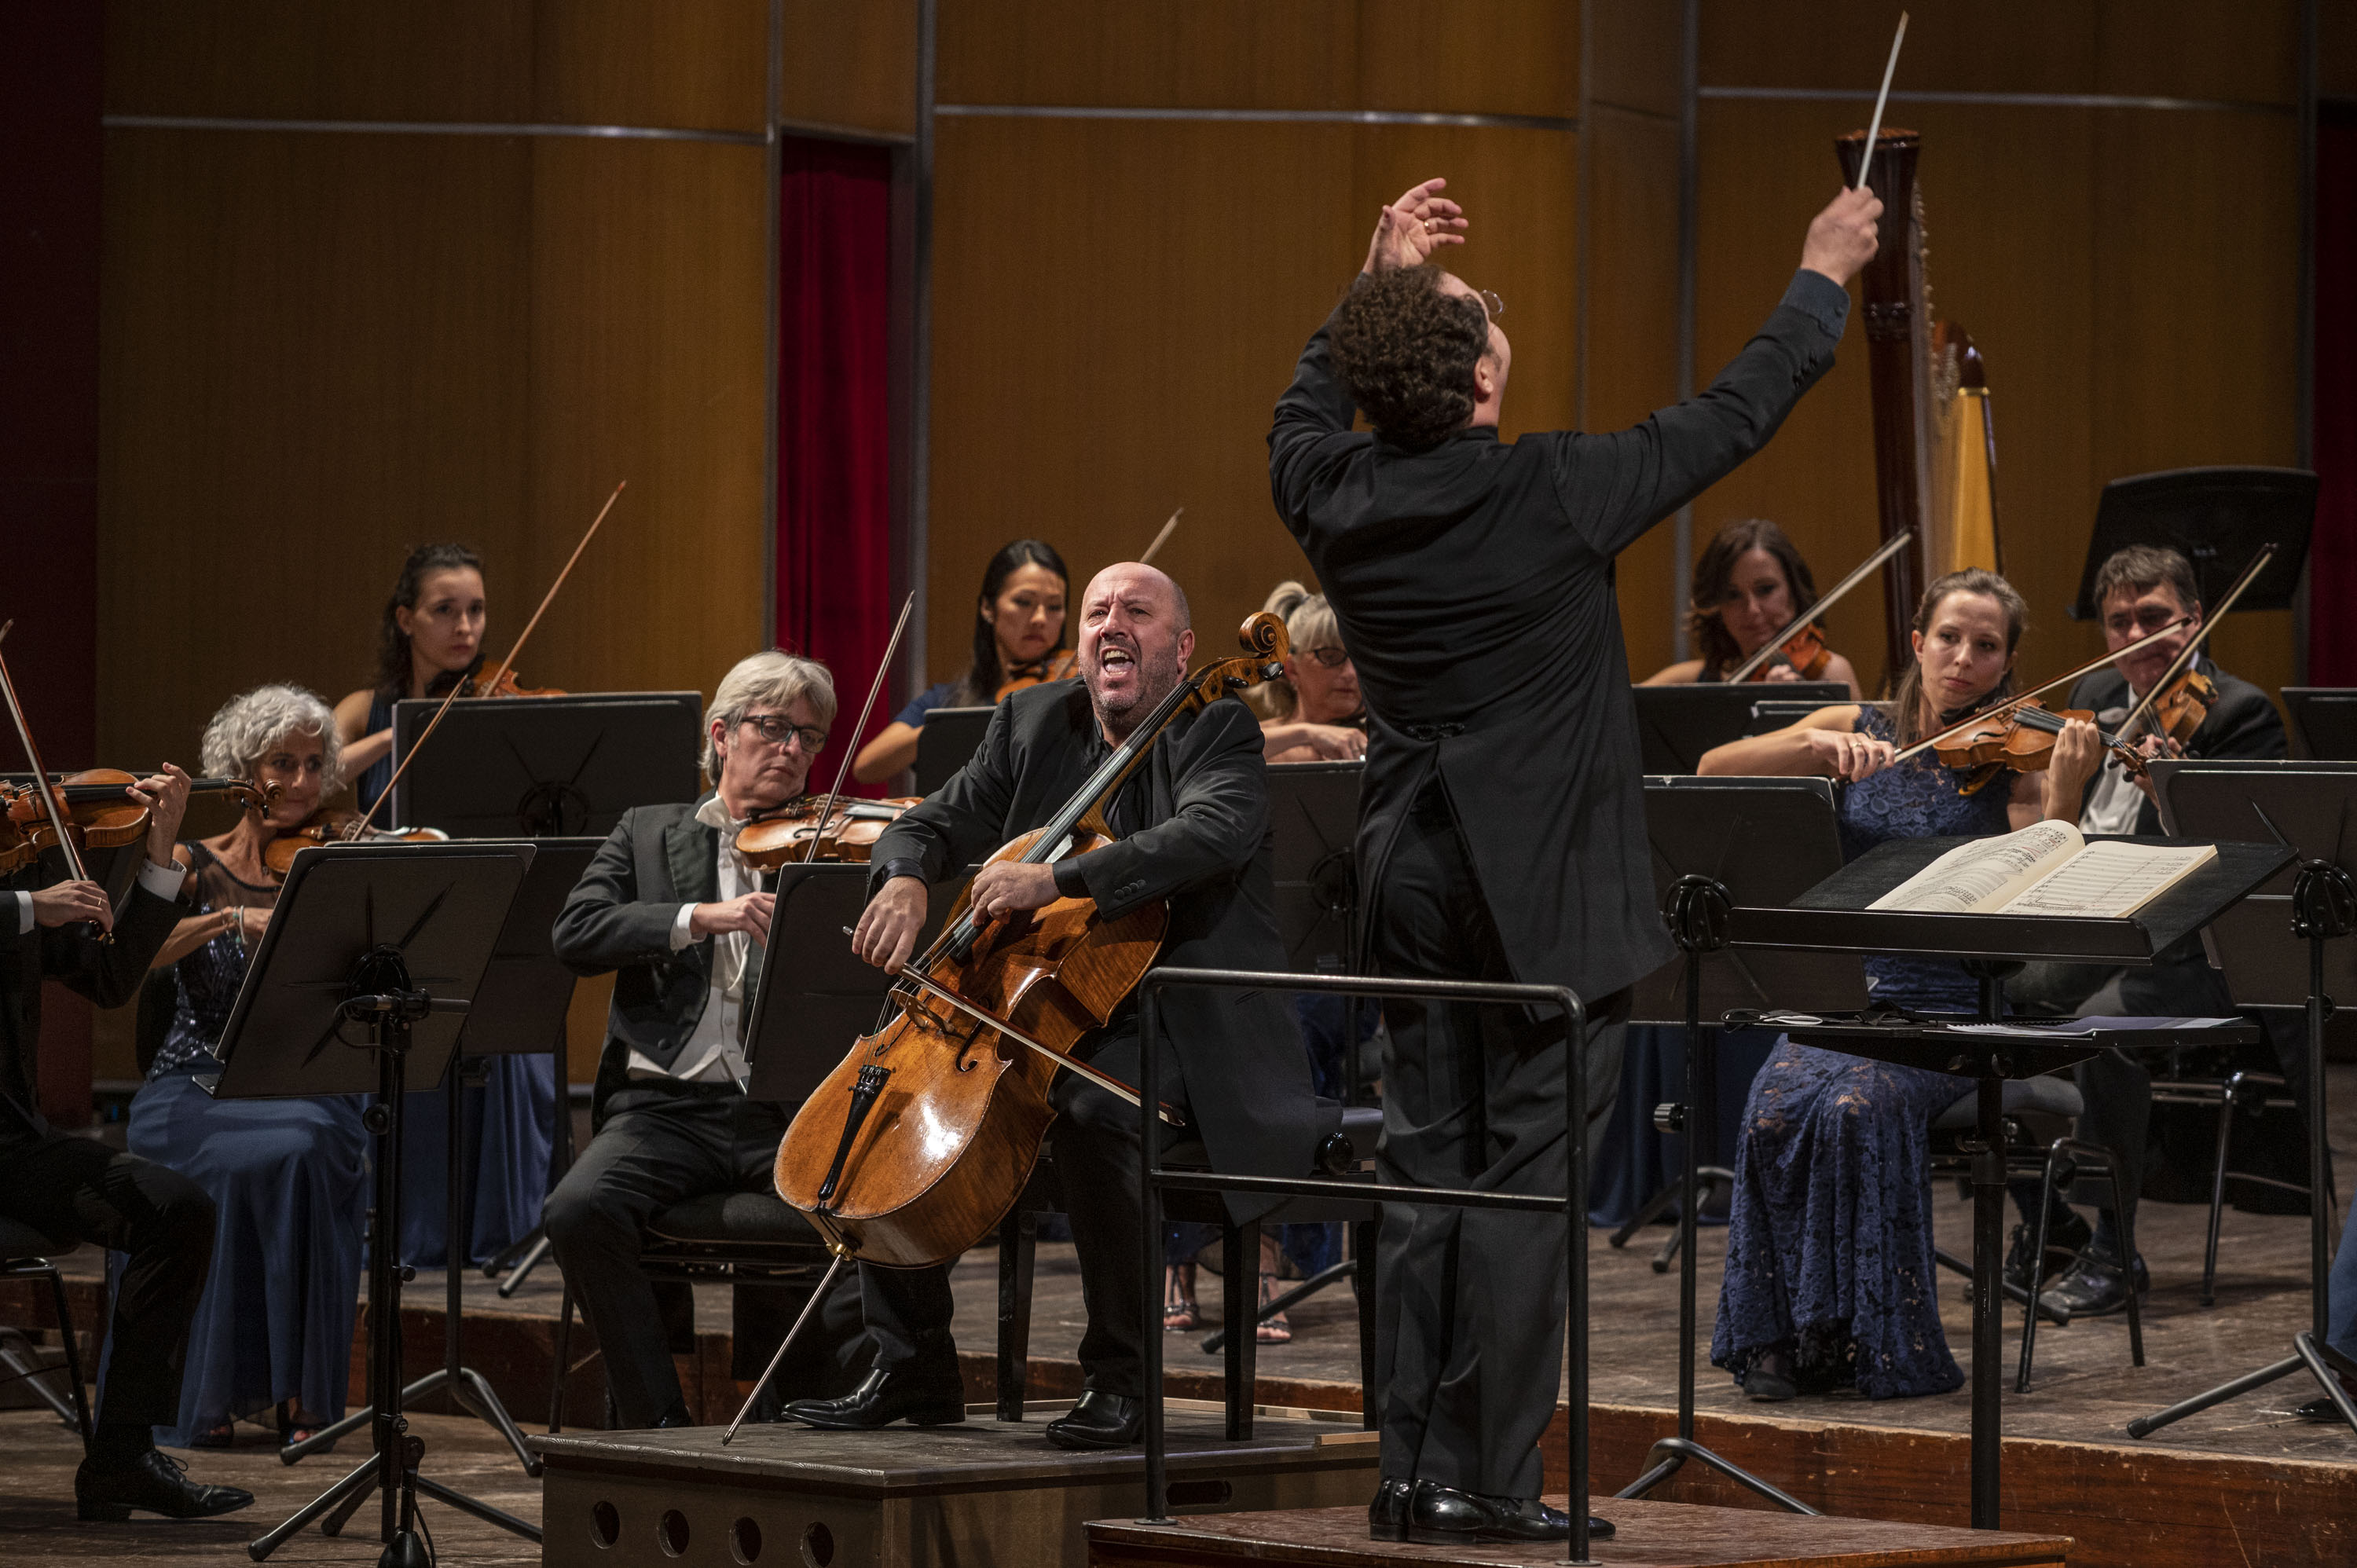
[1867,822,2217,920]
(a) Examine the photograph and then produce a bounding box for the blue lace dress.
[1709,706,2014,1399]
[117,844,369,1445]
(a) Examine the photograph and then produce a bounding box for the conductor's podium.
[531,1402,1379,1568]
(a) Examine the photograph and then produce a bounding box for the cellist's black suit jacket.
[1269,269,1851,1003]
[866,680,1321,1216]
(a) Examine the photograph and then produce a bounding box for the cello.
[723,612,1289,1439]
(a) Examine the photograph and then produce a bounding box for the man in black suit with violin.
[1268,176,1881,1545]
[794,561,1321,1451]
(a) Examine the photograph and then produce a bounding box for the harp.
[1838,128,2001,680]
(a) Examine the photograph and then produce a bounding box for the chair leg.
[1221,1220,1259,1442]
[44,1263,92,1449]
[995,1212,1036,1422]
[2113,1159,2145,1368]
[2204,1084,2236,1308]
[1353,1218,1378,1432]
[549,1281,574,1434]
[2015,1145,2069,1395]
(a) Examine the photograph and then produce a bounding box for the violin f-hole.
[815,1064,893,1213]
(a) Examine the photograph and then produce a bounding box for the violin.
[1745,624,1832,683]
[994,650,1077,701]
[1724,531,1913,685]
[1,773,279,874]
[1927,699,2151,795]
[465,665,565,700]
[2142,667,2216,748]
[260,810,450,881]
[769,611,1289,1272]
[735,797,920,868]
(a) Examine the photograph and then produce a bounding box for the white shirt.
[2079,690,2150,837]
[13,858,189,935]
[625,795,761,1087]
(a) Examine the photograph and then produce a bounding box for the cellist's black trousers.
[1369,785,1628,1499]
[860,1020,1182,1397]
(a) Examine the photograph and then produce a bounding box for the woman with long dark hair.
[332,544,487,813]
[851,539,1072,783]
[1642,518,1863,698]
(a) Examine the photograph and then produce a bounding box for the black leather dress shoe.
[2294,1371,2357,1423]
[2037,1249,2148,1318]
[1043,1390,1143,1451]
[75,1449,255,1522]
[1999,1208,2092,1295]
[651,1399,695,1430]
[784,1365,966,1431]
[1367,1477,1413,1541]
[1406,1481,1615,1544]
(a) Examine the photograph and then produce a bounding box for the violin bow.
[2113,543,2276,744]
[351,479,626,838]
[1725,529,1913,684]
[0,621,108,940]
[800,592,916,865]
[1854,12,1909,191]
[1890,614,2194,764]
[1137,507,1182,567]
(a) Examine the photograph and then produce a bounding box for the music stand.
[1747,697,1860,733]
[2282,690,2357,761]
[214,841,538,1566]
[280,838,596,1480]
[388,692,701,834]
[2127,762,2357,1438]
[914,706,995,793]
[1631,683,1849,774]
[2066,466,2315,621]
[1616,778,1861,1515]
[741,863,966,1103]
[1725,831,2290,1529]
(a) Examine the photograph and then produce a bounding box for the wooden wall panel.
[532,0,768,133]
[1586,0,1681,119]
[1357,0,1578,119]
[926,115,1577,687]
[2091,0,2300,105]
[778,0,918,138]
[521,138,772,703]
[937,2,1358,110]
[1700,1,2099,97]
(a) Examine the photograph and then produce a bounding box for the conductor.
[1267,176,1882,1545]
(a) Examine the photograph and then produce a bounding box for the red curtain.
[2308,104,2357,683]
[775,137,897,793]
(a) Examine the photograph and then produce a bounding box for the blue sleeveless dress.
[1710,706,2014,1399]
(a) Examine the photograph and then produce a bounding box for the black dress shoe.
[1043,1390,1143,1451]
[1406,1481,1615,1544]
[75,1449,255,1522]
[2293,1372,2357,1423]
[2000,1208,2092,1295]
[1367,1477,1413,1541]
[651,1399,695,1430]
[784,1365,966,1431]
[2037,1249,2148,1318]
[1741,1350,1798,1402]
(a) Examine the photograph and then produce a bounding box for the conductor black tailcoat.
[1269,269,1853,1002]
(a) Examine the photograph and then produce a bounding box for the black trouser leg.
[2072,1046,2153,1245]
[1049,1028,1158,1398]
[856,1262,959,1372]
[0,1134,214,1433]
[1370,787,1626,1500]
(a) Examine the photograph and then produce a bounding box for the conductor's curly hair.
[1329,266,1490,451]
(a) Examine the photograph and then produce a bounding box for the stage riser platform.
[535,1412,1380,1568]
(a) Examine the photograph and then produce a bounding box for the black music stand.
[2066,467,2315,621]
[913,706,994,793]
[282,838,596,1479]
[212,841,537,1566]
[1266,760,1367,1101]
[1631,683,1849,774]
[2127,763,2357,1438]
[742,863,966,1103]
[389,691,701,835]
[2282,690,2357,761]
[1725,833,2290,1530]
[1747,697,1860,732]
[1616,779,1860,1514]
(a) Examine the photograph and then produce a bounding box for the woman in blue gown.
[332,544,554,1269]
[125,686,370,1447]
[1694,569,2100,1400]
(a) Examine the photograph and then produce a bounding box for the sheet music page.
[1868,821,2085,914]
[1995,839,2218,919]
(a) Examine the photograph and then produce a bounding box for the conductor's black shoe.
[784,1365,966,1431]
[2037,1248,2147,1319]
[1043,1390,1144,1450]
[1368,1477,1413,1541]
[651,1399,695,1430]
[1405,1482,1615,1544]
[75,1449,255,1522]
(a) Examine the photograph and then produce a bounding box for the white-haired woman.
[126,684,369,1450]
[1248,582,1367,764]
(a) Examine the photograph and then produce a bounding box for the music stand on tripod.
[388,692,701,835]
[1615,777,1863,1514]
[211,841,533,1567]
[280,838,597,1481]
[2128,761,2357,1438]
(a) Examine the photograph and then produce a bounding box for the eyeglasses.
[1299,646,1352,669]
[739,713,827,752]
[1474,288,1505,322]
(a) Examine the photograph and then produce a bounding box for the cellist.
[792,562,1320,1451]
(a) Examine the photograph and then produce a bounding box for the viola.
[994,650,1077,701]
[260,809,450,881]
[768,612,1289,1273]
[736,797,920,868]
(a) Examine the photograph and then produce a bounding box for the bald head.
[1077,562,1197,741]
